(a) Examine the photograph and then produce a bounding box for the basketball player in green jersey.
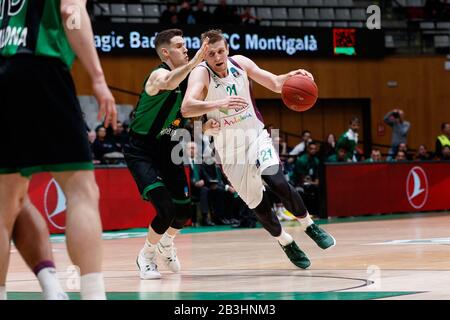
[0,0,117,299]
[182,29,335,269]
[124,29,210,280]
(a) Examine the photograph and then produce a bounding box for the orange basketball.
[281,75,318,112]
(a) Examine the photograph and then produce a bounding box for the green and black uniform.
[0,0,92,176]
[124,62,191,234]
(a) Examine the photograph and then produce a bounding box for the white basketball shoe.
[157,242,181,273]
[136,249,161,280]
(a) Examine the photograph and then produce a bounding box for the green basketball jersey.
[130,62,187,140]
[0,0,75,67]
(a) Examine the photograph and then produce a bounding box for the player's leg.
[222,163,310,269]
[0,174,29,300]
[124,141,179,279]
[158,162,193,273]
[261,164,336,249]
[12,198,67,300]
[52,170,105,299]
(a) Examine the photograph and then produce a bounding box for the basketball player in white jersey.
[182,30,335,268]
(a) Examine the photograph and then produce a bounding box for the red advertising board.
[325,162,450,217]
[28,168,156,234]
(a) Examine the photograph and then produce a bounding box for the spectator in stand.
[384,108,411,161]
[92,125,122,164]
[415,144,432,161]
[394,150,407,162]
[289,142,321,215]
[326,146,350,163]
[178,0,196,24]
[213,0,237,25]
[161,4,178,25]
[289,130,312,157]
[186,141,215,226]
[320,133,336,161]
[365,149,382,162]
[193,1,212,25]
[441,146,450,161]
[241,6,260,25]
[111,121,129,152]
[435,122,450,159]
[336,117,360,162]
[398,142,413,161]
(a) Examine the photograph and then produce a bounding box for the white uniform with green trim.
[201,58,279,209]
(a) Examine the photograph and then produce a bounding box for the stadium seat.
[406,0,425,6]
[351,8,366,21]
[348,21,364,28]
[234,0,249,5]
[127,4,144,17]
[143,18,159,24]
[335,8,351,20]
[293,0,308,5]
[249,0,264,5]
[279,0,294,5]
[128,18,144,23]
[256,7,272,20]
[434,35,450,48]
[420,21,435,29]
[272,8,288,20]
[263,0,276,5]
[436,22,450,30]
[272,21,287,26]
[260,20,271,26]
[143,5,160,17]
[288,8,303,20]
[318,21,333,27]
[323,0,338,7]
[111,17,127,23]
[110,4,127,16]
[333,21,349,27]
[385,34,395,48]
[319,8,335,20]
[95,3,110,16]
[307,0,322,6]
[337,0,353,6]
[287,21,302,26]
[302,21,318,27]
[304,8,320,20]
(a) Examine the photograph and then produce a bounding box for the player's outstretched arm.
[145,39,209,96]
[61,0,117,129]
[233,55,314,93]
[181,67,248,118]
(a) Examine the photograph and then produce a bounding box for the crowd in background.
[160,0,261,26]
[84,108,450,227]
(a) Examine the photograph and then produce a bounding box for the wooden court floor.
[6,212,450,300]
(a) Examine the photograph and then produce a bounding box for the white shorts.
[219,130,279,209]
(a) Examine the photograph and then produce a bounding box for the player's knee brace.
[170,201,192,230]
[146,187,176,235]
[262,166,308,217]
[254,192,282,237]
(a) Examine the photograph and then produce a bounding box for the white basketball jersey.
[200,57,265,152]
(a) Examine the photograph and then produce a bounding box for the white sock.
[0,286,6,300]
[36,267,68,300]
[80,273,106,300]
[159,232,176,247]
[297,212,314,230]
[141,239,157,258]
[275,230,294,246]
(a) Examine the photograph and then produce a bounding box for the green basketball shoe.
[279,241,311,269]
[305,224,336,250]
